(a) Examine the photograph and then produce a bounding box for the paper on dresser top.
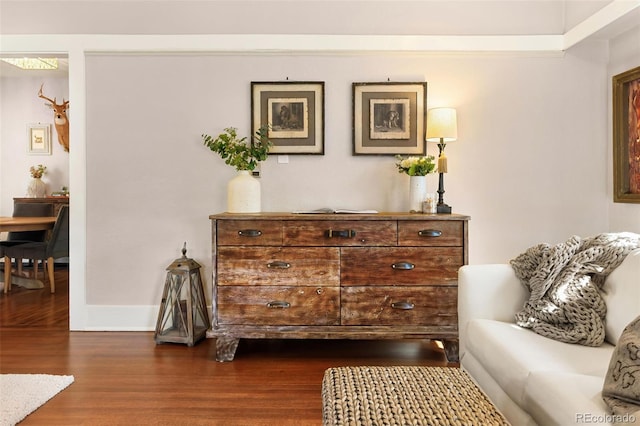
[292,208,379,214]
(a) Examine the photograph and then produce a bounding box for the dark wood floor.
[0,266,456,425]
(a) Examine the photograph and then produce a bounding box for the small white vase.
[408,175,427,213]
[27,177,47,198]
[227,170,261,213]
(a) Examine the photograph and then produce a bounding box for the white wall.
[0,40,624,330]
[607,26,640,232]
[83,43,610,320]
[2,0,635,330]
[0,76,69,215]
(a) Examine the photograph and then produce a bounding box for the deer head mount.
[38,83,69,152]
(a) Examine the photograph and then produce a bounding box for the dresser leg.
[215,337,240,362]
[442,339,459,363]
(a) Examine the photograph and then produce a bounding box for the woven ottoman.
[322,366,509,426]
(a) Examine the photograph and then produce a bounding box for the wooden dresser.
[207,212,470,362]
[14,197,69,217]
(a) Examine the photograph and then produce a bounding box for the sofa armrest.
[458,264,528,324]
[458,264,529,359]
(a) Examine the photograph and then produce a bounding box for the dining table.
[0,216,57,292]
[0,216,57,232]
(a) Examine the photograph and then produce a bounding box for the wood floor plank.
[0,266,456,425]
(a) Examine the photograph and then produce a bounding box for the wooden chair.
[3,205,69,294]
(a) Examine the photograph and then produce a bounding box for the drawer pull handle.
[392,262,415,270]
[238,229,262,237]
[391,301,415,310]
[325,229,357,239]
[418,229,442,237]
[267,261,291,269]
[266,301,290,309]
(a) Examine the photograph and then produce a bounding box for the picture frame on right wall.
[613,65,640,203]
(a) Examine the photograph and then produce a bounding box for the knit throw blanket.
[512,233,640,346]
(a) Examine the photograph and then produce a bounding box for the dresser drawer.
[398,220,463,246]
[217,247,339,286]
[341,247,463,285]
[217,220,283,246]
[283,220,397,246]
[217,286,340,325]
[341,286,457,326]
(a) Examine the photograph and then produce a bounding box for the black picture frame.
[251,81,325,155]
[352,82,427,155]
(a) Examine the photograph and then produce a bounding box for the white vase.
[227,170,261,213]
[408,175,427,213]
[27,177,47,198]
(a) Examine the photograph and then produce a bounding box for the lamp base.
[437,203,452,214]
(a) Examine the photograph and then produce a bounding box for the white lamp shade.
[426,107,457,142]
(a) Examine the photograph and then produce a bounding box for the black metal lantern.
[154,243,210,346]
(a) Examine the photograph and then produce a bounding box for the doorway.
[0,54,70,326]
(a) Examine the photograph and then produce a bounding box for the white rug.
[0,374,74,426]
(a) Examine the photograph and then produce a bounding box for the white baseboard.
[80,304,212,331]
[82,305,158,331]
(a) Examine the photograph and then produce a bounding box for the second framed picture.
[251,81,325,155]
[27,123,52,155]
[353,82,428,155]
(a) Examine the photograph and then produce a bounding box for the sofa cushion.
[602,249,640,346]
[465,319,615,406]
[524,372,611,426]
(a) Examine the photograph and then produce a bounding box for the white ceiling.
[0,0,616,36]
[0,0,638,78]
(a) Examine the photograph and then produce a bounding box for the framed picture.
[251,81,324,155]
[353,82,427,155]
[613,66,640,203]
[27,123,52,155]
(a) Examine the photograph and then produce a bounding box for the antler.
[38,83,56,104]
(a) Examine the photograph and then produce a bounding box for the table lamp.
[426,107,458,214]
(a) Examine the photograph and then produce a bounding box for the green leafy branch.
[202,126,272,171]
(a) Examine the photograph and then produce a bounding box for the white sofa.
[458,248,640,426]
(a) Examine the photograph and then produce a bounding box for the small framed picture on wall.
[352,82,427,155]
[251,81,325,155]
[27,123,52,155]
[613,66,640,203]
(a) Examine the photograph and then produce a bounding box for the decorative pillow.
[603,315,640,416]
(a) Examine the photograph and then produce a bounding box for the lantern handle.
[182,242,187,258]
